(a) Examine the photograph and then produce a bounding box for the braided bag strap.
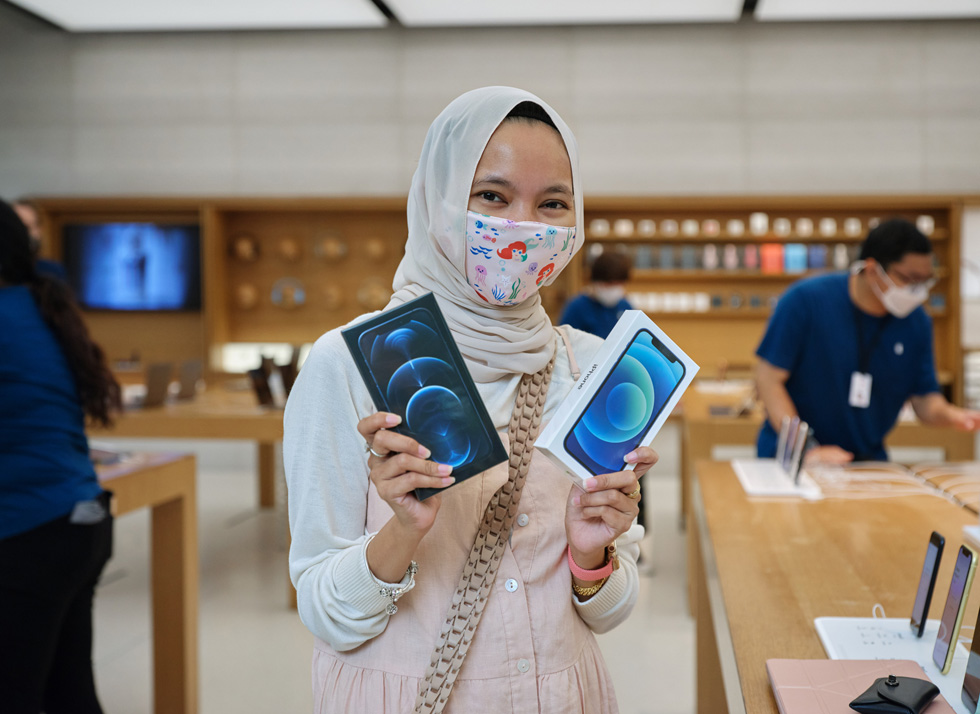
[414,355,556,714]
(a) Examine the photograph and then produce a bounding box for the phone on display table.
[910,531,945,638]
[962,604,980,712]
[562,328,686,476]
[933,544,977,675]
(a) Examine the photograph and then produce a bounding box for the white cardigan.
[283,320,643,652]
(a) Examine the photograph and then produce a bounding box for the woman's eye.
[542,200,568,210]
[478,191,502,202]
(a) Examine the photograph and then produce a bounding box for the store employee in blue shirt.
[755,218,979,464]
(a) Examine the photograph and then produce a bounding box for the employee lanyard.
[853,305,891,373]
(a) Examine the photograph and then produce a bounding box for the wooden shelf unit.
[573,196,964,401]
[33,195,966,403]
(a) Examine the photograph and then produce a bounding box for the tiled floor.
[92,429,694,713]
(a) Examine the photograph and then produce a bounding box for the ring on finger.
[625,486,641,500]
[364,442,387,459]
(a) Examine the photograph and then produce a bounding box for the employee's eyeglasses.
[885,267,937,291]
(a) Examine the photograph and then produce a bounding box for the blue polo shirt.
[559,294,631,339]
[756,273,940,461]
[0,285,101,539]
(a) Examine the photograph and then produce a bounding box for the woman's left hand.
[564,446,658,569]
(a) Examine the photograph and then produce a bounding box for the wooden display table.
[97,452,198,714]
[90,388,283,508]
[682,387,976,611]
[691,460,979,714]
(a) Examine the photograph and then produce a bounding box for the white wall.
[1,10,979,199]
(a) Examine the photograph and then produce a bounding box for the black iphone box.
[341,292,507,499]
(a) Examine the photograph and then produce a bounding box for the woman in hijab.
[284,87,654,713]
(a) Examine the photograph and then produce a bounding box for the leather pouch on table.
[849,674,939,714]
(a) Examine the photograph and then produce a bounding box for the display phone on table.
[779,417,801,473]
[788,424,813,486]
[910,531,944,638]
[962,602,980,712]
[775,415,800,469]
[933,544,977,675]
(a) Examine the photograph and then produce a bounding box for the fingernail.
[386,414,402,426]
[438,464,453,475]
[442,476,455,486]
[573,495,581,506]
[625,451,638,463]
[585,478,597,491]
[418,446,431,458]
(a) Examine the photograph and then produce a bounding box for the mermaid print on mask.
[465,211,576,306]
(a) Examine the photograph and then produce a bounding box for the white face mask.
[863,261,931,318]
[593,285,626,308]
[464,211,576,306]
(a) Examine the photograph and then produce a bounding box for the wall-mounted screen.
[62,222,202,311]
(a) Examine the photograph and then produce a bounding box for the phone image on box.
[342,293,506,499]
[911,531,945,638]
[932,544,977,674]
[563,328,686,475]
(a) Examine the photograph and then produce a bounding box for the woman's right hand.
[357,412,455,535]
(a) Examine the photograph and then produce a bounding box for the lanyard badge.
[849,371,872,409]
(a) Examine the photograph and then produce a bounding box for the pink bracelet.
[567,545,614,581]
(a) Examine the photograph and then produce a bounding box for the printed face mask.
[870,262,932,319]
[465,211,576,306]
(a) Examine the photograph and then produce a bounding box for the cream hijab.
[388,86,585,386]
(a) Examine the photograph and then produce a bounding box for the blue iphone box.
[537,311,699,485]
[341,293,507,500]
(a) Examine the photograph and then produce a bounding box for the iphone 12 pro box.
[537,311,699,486]
[342,292,507,500]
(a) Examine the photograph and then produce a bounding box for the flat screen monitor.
[62,222,202,311]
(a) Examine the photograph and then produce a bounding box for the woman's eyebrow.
[473,175,572,197]
[472,174,514,189]
[544,183,573,196]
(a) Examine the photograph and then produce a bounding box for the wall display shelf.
[573,196,965,402]
[33,197,574,374]
[33,195,967,404]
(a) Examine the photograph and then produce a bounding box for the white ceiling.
[8,0,980,30]
[7,0,388,32]
[756,0,980,21]
[383,0,743,26]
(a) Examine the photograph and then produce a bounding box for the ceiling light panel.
[756,0,980,21]
[384,0,743,27]
[8,0,388,32]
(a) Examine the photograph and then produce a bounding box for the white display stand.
[815,616,972,714]
[731,458,822,499]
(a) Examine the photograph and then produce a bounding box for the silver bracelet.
[379,561,419,615]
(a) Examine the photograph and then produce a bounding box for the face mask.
[593,285,626,308]
[465,211,576,306]
[865,261,930,318]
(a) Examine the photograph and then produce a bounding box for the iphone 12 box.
[537,311,699,486]
[342,292,507,500]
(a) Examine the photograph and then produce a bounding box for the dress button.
[517,513,529,527]
[505,578,519,592]
[517,658,530,673]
